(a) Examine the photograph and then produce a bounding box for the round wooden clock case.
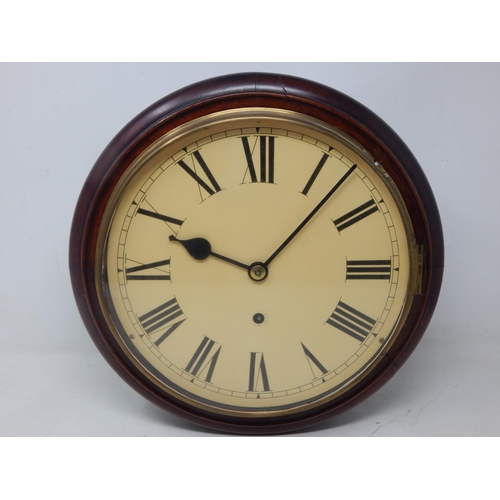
[69,73,444,434]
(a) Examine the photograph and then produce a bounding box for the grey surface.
[1,62,499,436]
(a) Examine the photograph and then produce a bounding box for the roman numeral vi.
[248,352,270,392]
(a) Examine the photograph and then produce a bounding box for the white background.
[1,62,499,437]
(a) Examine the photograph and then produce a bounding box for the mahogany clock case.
[69,73,444,434]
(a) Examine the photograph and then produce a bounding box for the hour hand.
[169,235,211,260]
[169,235,249,270]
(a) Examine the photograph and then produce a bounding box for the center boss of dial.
[248,263,268,282]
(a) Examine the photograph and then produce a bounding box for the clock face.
[97,109,414,418]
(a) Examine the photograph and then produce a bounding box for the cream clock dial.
[71,74,443,433]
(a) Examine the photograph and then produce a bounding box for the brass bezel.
[95,107,419,420]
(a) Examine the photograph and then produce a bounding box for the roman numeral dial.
[102,111,411,413]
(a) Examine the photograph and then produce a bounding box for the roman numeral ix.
[125,259,171,281]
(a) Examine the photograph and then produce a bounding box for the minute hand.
[264,164,357,267]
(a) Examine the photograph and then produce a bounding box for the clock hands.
[169,235,250,271]
[263,164,357,267]
[170,165,356,281]
[169,236,267,282]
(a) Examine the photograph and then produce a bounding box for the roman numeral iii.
[346,259,391,280]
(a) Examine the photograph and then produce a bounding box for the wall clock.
[69,73,444,434]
